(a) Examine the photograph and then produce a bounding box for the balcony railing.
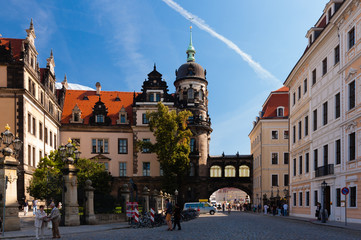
[315,164,334,178]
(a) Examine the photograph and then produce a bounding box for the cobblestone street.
[54,212,361,240]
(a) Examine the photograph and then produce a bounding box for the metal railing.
[315,164,334,177]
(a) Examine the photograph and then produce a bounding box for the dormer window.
[96,115,104,123]
[277,107,284,117]
[327,8,332,23]
[70,104,83,123]
[309,35,313,45]
[149,93,154,102]
[74,113,80,122]
[117,106,129,124]
[156,93,160,102]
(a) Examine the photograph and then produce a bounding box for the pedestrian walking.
[23,199,28,216]
[263,204,268,214]
[164,199,173,231]
[32,199,38,216]
[315,202,321,220]
[222,203,225,212]
[48,202,61,238]
[173,203,182,230]
[34,205,47,239]
[228,204,231,214]
[283,203,288,216]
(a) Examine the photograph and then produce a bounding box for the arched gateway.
[112,154,253,204]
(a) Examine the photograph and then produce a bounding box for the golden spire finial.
[5,124,10,131]
[68,138,72,143]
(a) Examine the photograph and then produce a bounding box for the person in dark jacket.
[173,203,182,230]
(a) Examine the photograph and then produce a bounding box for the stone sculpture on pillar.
[84,179,96,225]
[59,139,81,226]
[120,184,130,220]
[142,186,150,213]
[0,124,22,232]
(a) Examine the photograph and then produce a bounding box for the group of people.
[33,202,61,239]
[164,199,182,231]
[263,203,288,216]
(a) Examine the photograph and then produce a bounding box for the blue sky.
[0,0,327,155]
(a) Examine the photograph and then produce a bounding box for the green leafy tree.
[28,149,113,212]
[139,102,192,193]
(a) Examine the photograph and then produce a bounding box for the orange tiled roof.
[262,87,289,118]
[0,38,24,61]
[61,90,140,125]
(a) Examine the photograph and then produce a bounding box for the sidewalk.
[254,211,361,232]
[0,213,130,239]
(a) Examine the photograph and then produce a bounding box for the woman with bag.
[34,205,47,239]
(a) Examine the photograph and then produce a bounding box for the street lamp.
[59,139,81,164]
[321,181,328,223]
[0,124,22,157]
[0,124,22,235]
[174,189,178,203]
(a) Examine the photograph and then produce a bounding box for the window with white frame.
[350,186,356,207]
[271,153,278,165]
[271,174,278,186]
[348,27,355,50]
[277,107,284,117]
[349,81,355,110]
[92,139,109,153]
[349,132,356,161]
[119,162,126,177]
[271,130,278,140]
[143,162,150,176]
[284,130,289,139]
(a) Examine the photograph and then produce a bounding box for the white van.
[183,202,216,215]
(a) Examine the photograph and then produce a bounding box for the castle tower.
[174,26,212,177]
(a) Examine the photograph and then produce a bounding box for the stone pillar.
[159,190,164,213]
[84,180,96,225]
[151,189,159,212]
[62,163,80,226]
[0,156,20,231]
[142,186,150,213]
[120,184,130,220]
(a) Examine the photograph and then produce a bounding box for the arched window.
[188,88,194,99]
[239,165,250,177]
[225,165,235,177]
[210,165,221,177]
[277,107,284,117]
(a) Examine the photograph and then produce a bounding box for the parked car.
[183,202,216,215]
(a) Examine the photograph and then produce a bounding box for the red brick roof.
[262,86,289,118]
[61,90,140,125]
[0,38,24,61]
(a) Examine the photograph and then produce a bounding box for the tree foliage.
[28,149,112,210]
[138,102,192,192]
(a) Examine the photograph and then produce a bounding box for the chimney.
[96,82,101,95]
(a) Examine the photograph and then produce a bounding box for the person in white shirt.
[263,204,269,214]
[34,205,47,239]
[283,203,288,216]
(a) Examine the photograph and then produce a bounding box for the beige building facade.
[249,87,289,206]
[0,20,61,202]
[285,0,361,223]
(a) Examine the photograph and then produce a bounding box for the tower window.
[188,88,194,99]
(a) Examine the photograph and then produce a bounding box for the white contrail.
[162,0,280,84]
